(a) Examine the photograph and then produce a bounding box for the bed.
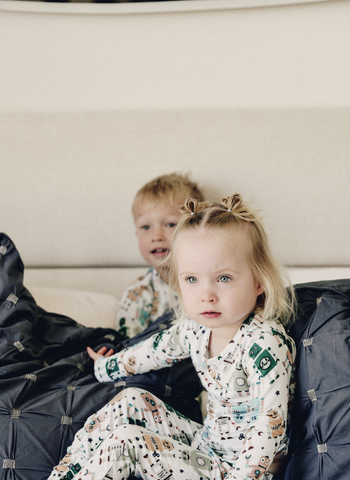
[1,0,350,478]
[2,232,350,480]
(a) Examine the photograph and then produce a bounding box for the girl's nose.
[201,286,218,303]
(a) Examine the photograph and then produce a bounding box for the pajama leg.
[75,424,213,480]
[48,388,202,480]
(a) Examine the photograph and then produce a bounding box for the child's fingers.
[96,346,108,355]
[104,348,114,357]
[96,346,115,356]
[87,346,103,363]
[87,346,114,363]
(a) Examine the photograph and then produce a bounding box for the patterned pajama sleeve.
[95,322,190,382]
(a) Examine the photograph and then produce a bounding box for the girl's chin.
[196,317,223,328]
[201,313,221,319]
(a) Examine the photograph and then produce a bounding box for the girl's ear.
[256,283,265,296]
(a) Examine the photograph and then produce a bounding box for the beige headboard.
[1,0,349,295]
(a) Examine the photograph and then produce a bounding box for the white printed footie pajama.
[48,387,212,480]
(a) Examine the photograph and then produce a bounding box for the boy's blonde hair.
[168,194,295,326]
[132,173,204,219]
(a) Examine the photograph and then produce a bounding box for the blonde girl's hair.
[132,173,204,219]
[168,194,295,326]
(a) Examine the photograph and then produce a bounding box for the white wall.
[0,0,349,270]
[1,0,350,111]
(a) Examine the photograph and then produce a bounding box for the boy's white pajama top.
[116,267,176,338]
[96,313,296,479]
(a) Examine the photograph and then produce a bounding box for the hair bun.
[179,198,208,219]
[221,194,242,212]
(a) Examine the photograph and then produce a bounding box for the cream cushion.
[28,286,119,330]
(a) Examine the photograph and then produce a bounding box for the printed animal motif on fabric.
[267,409,285,438]
[246,455,271,480]
[180,449,212,476]
[230,362,249,395]
[84,412,109,435]
[125,355,138,375]
[141,392,164,424]
[127,285,148,303]
[249,342,278,379]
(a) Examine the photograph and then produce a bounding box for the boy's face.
[135,200,182,278]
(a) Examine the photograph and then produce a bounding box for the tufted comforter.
[285,278,350,480]
[0,233,203,480]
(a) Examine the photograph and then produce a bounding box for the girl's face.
[176,227,264,339]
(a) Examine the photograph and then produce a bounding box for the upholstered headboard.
[1,0,349,297]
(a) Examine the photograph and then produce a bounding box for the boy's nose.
[152,226,166,241]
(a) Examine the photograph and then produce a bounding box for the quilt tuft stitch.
[3,459,15,469]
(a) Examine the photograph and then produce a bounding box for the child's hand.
[87,346,114,364]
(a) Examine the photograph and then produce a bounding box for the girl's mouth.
[201,312,221,318]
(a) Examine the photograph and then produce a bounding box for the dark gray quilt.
[0,233,203,480]
[284,278,350,480]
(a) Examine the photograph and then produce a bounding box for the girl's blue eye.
[187,277,197,284]
[167,223,177,228]
[141,225,150,230]
[219,276,231,283]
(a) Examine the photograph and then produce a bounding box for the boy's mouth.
[151,248,168,257]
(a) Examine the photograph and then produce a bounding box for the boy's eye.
[186,276,197,284]
[218,275,231,283]
[167,222,177,228]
